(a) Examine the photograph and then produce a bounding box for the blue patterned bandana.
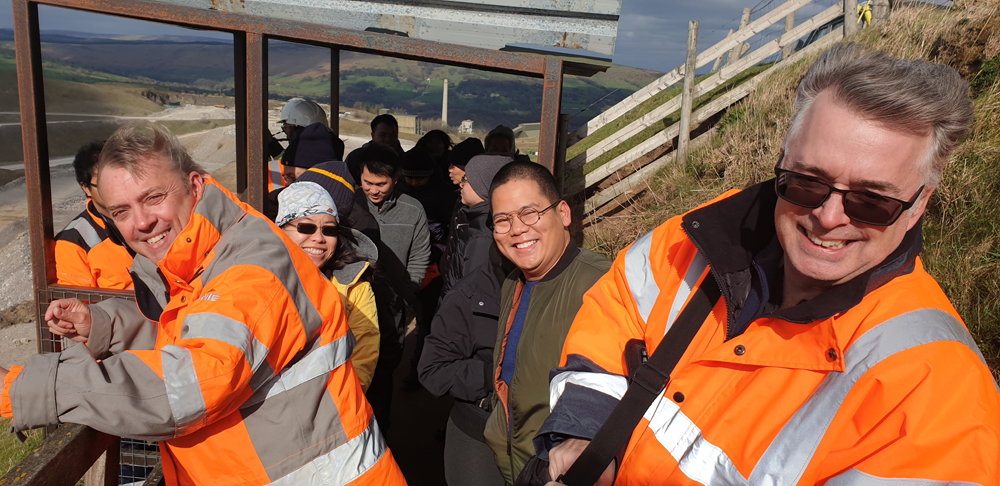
[276,181,339,227]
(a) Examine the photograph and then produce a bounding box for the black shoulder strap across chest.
[559,276,722,486]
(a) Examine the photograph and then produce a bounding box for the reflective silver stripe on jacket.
[180,312,272,389]
[826,468,982,486]
[268,418,387,486]
[642,308,986,485]
[666,253,707,337]
[242,331,356,410]
[624,231,658,324]
[64,216,103,249]
[624,230,707,335]
[549,371,629,411]
[270,160,284,189]
[749,308,986,484]
[161,344,207,436]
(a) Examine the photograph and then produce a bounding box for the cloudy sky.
[0,0,840,73]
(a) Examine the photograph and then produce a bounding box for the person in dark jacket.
[483,161,612,483]
[264,145,382,245]
[415,129,454,174]
[399,147,456,259]
[418,244,514,486]
[439,153,513,298]
[398,147,457,390]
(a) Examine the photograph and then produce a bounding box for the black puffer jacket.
[439,201,492,298]
[418,244,515,441]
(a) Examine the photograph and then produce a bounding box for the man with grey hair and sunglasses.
[535,43,1000,485]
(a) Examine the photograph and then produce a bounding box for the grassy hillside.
[2,32,663,133]
[587,1,1000,374]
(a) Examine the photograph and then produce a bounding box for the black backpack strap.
[558,275,722,486]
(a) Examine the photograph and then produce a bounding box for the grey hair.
[783,43,973,187]
[97,123,207,187]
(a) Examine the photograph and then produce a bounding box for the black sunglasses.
[774,168,924,226]
[290,222,338,237]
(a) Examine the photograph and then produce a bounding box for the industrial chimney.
[442,79,449,126]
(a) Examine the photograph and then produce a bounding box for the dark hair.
[323,226,373,279]
[360,144,400,177]
[73,140,105,187]
[371,114,398,132]
[488,161,560,203]
[417,130,453,150]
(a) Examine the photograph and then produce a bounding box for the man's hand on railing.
[45,298,92,343]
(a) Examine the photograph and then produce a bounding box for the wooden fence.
[565,0,856,215]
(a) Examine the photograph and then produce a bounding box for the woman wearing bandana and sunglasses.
[277,181,381,391]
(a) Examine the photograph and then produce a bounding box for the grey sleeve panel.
[11,341,177,441]
[89,298,159,356]
[408,209,432,287]
[87,304,114,358]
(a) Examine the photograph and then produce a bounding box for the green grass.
[568,65,769,178]
[0,418,44,477]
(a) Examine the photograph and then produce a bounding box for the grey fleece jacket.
[356,189,431,299]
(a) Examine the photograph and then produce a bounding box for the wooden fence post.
[726,8,751,67]
[782,12,795,60]
[712,29,733,73]
[678,20,699,168]
[845,0,859,36]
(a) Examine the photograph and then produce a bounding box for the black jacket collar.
[681,180,922,327]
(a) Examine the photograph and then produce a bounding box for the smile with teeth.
[805,228,848,250]
[303,248,326,255]
[515,240,538,250]
[146,232,168,245]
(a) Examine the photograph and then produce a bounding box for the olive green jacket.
[485,245,611,484]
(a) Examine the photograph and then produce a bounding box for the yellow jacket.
[329,228,381,392]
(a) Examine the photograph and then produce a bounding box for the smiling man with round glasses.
[540,43,1000,485]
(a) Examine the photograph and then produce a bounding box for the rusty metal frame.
[12,0,565,354]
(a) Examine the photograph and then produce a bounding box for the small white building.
[459,119,474,134]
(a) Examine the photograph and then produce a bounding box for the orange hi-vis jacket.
[538,182,1000,485]
[2,179,406,486]
[54,198,134,289]
[268,157,284,192]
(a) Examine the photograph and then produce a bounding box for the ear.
[80,183,92,198]
[557,200,572,229]
[189,171,206,201]
[905,186,934,231]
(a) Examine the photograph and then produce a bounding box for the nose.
[508,215,530,236]
[812,192,852,229]
[307,228,326,243]
[134,205,157,232]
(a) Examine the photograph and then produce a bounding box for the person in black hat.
[416,129,454,174]
[280,122,345,185]
[398,147,458,390]
[447,137,485,188]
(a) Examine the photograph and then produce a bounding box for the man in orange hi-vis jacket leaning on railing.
[1,123,407,486]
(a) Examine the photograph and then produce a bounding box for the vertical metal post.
[677,21,699,167]
[845,0,859,37]
[726,8,751,67]
[234,32,249,199]
[246,33,267,211]
[783,12,795,60]
[537,57,563,174]
[554,113,569,195]
[12,0,56,353]
[330,48,340,136]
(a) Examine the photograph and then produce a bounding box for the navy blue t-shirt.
[500,280,539,386]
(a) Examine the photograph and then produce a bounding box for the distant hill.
[0,29,664,131]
